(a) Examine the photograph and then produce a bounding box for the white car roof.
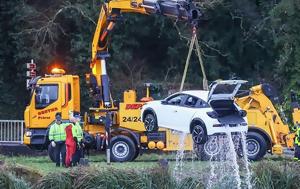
[181,90,209,101]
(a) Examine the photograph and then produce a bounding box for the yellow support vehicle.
[236,84,299,160]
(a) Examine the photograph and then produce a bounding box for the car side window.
[184,96,198,107]
[195,98,210,108]
[166,94,186,105]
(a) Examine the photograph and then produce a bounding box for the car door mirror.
[161,100,168,105]
[239,110,247,117]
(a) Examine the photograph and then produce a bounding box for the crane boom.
[88,0,201,109]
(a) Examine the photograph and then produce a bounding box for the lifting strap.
[180,27,208,91]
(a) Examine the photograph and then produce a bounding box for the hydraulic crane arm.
[88,0,201,108]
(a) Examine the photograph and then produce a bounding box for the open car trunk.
[208,80,247,118]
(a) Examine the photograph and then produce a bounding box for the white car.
[141,80,248,158]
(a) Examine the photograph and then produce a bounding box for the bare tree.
[121,58,146,89]
[14,1,96,52]
[164,63,177,82]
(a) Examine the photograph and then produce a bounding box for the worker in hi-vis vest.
[71,112,84,165]
[294,125,300,161]
[49,112,68,167]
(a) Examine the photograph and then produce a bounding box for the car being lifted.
[141,80,248,159]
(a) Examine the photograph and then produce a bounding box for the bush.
[34,172,72,189]
[31,166,204,189]
[74,167,170,189]
[0,170,29,189]
[4,159,300,189]
[254,160,300,189]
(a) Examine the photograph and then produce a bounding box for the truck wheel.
[132,149,140,161]
[191,124,207,144]
[194,136,220,161]
[246,132,267,161]
[48,144,56,162]
[84,132,95,149]
[144,113,158,132]
[110,135,136,162]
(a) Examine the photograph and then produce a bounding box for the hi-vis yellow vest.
[295,128,300,146]
[72,122,83,141]
[49,123,68,142]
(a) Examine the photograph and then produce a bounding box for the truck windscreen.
[35,84,58,109]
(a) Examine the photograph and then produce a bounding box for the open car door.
[208,80,247,117]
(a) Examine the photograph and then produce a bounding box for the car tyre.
[110,135,136,162]
[246,132,267,161]
[191,123,207,144]
[144,113,158,132]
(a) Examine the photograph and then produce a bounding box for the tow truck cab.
[24,69,80,149]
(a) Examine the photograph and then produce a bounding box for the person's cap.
[55,112,62,121]
[73,111,81,119]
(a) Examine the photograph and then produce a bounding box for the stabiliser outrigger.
[24,0,202,163]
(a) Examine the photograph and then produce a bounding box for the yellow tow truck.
[24,0,200,162]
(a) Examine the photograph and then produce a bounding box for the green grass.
[0,153,177,175]
[0,152,294,175]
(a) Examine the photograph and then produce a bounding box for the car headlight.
[25,131,32,137]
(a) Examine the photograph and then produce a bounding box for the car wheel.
[194,136,221,161]
[191,123,207,144]
[246,132,267,161]
[144,113,158,132]
[110,135,136,162]
[48,144,56,162]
